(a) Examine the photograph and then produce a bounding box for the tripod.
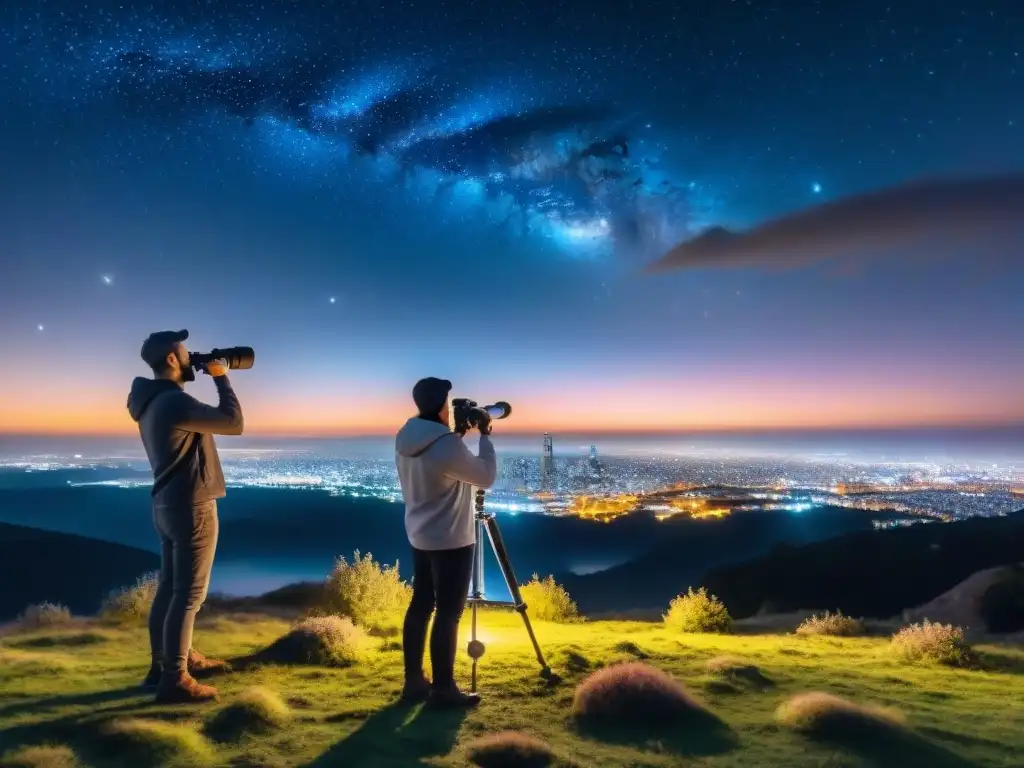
[466,488,552,693]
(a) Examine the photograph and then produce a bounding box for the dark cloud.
[645,174,1024,273]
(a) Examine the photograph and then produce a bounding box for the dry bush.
[16,603,73,631]
[776,692,907,740]
[465,731,561,768]
[254,615,367,667]
[100,718,213,768]
[206,686,291,742]
[520,574,581,623]
[98,572,158,624]
[663,587,733,633]
[796,611,866,637]
[571,661,708,729]
[891,620,976,667]
[323,551,411,632]
[0,745,82,768]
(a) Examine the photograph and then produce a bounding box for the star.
[329,296,336,304]
[812,182,823,194]
[102,275,113,285]
[37,324,44,331]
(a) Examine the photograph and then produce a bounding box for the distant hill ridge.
[0,523,159,621]
[699,510,1024,620]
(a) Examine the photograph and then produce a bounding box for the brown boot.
[154,670,219,704]
[187,648,232,678]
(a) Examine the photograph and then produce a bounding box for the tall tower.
[540,433,554,491]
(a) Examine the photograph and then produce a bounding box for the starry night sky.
[1,0,1022,435]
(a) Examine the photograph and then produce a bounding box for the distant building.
[540,433,554,491]
[588,444,604,481]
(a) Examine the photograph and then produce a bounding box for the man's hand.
[478,415,493,436]
[202,358,229,377]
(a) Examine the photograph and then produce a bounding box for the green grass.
[1,610,1023,767]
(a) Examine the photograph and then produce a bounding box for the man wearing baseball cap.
[394,377,497,708]
[127,329,244,704]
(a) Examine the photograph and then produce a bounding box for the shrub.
[796,611,866,637]
[979,567,1024,633]
[99,572,158,624]
[571,662,709,729]
[520,574,581,623]
[465,731,560,768]
[323,551,411,632]
[776,692,907,740]
[663,587,732,633]
[0,745,82,768]
[100,718,213,768]
[16,603,73,631]
[891,620,976,667]
[206,687,291,742]
[255,615,367,667]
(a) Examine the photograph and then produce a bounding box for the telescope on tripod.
[466,488,552,693]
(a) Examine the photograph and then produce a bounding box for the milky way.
[2,4,702,262]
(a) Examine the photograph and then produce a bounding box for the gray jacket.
[127,376,244,508]
[395,417,497,551]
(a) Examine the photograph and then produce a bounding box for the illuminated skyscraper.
[588,444,604,480]
[540,433,554,490]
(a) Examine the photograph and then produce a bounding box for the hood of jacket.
[395,417,453,458]
[127,377,180,422]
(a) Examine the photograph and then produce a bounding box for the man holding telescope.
[395,377,498,708]
[127,330,245,704]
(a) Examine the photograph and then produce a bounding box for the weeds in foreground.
[98,572,158,625]
[16,603,73,631]
[255,615,367,667]
[891,620,976,667]
[323,551,411,633]
[796,611,866,637]
[520,574,582,623]
[664,588,733,634]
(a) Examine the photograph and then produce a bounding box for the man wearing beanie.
[394,377,497,708]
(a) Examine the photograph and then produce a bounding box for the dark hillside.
[0,523,159,621]
[557,505,895,614]
[699,510,1024,619]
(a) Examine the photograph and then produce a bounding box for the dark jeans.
[402,544,474,690]
[148,501,219,672]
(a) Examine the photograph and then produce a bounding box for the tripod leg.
[467,516,486,693]
[483,517,552,678]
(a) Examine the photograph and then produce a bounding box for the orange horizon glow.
[2,400,1021,437]
[2,364,1022,437]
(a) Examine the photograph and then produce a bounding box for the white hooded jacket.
[394,417,498,551]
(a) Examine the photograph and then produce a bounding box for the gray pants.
[148,501,219,672]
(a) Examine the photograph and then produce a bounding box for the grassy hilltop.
[2,598,1023,768]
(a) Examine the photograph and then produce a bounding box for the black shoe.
[401,675,431,702]
[141,662,161,691]
[427,686,480,709]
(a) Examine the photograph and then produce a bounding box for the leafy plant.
[663,587,733,633]
[520,574,581,623]
[323,551,412,632]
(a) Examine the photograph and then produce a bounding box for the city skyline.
[1,0,1022,436]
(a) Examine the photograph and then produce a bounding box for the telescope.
[452,398,510,435]
[190,347,255,371]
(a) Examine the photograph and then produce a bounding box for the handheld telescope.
[190,346,255,371]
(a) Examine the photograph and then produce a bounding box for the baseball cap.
[141,329,189,367]
[412,377,452,416]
